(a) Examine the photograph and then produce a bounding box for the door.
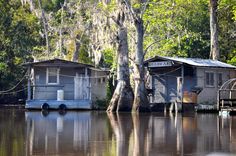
[74,74,90,100]
[153,75,167,103]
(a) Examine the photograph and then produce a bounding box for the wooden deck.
[220,106,236,112]
[218,98,236,113]
[25,99,92,110]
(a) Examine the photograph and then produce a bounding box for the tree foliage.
[0,0,40,92]
[143,0,210,59]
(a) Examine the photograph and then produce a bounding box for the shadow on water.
[1,108,236,156]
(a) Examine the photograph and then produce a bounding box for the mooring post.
[27,67,31,100]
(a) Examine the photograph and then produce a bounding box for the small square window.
[47,68,59,84]
[205,72,214,87]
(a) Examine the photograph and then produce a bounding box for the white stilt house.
[24,59,108,110]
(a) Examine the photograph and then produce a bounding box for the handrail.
[231,81,236,90]
[219,78,236,90]
[218,78,236,111]
[219,89,236,91]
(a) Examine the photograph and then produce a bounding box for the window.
[217,73,223,87]
[46,68,60,84]
[99,77,106,84]
[205,72,214,87]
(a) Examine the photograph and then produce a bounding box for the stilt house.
[145,56,236,109]
[24,59,108,109]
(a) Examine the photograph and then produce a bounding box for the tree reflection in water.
[132,113,150,156]
[107,112,151,156]
[107,113,133,156]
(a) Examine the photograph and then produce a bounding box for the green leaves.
[143,0,210,58]
[98,0,117,13]
[0,0,40,90]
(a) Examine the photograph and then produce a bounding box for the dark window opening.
[184,66,194,76]
[206,72,214,87]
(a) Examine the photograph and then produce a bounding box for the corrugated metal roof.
[147,56,236,69]
[23,58,94,67]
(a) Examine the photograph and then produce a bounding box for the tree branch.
[123,0,138,22]
[140,0,150,19]
[144,20,149,34]
[143,40,160,57]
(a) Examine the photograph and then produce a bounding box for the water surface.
[0,108,236,156]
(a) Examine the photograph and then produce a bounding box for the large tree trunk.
[132,18,150,112]
[107,26,134,112]
[59,0,66,58]
[38,0,50,56]
[209,0,219,60]
[72,34,81,62]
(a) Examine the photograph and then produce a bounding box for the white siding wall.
[196,67,232,105]
[33,67,83,100]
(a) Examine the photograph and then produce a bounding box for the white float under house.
[145,56,236,112]
[24,59,108,110]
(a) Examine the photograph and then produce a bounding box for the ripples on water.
[0,108,236,156]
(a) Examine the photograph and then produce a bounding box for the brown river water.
[0,108,236,156]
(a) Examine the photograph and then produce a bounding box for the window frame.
[46,67,60,85]
[205,71,215,87]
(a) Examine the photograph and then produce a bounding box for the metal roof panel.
[146,56,236,69]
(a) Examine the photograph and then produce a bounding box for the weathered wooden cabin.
[145,56,236,110]
[24,59,108,110]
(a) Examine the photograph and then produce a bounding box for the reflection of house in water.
[195,114,220,153]
[147,114,197,155]
[25,112,91,155]
[217,116,236,153]
[25,111,112,156]
[147,114,236,155]
[25,111,236,155]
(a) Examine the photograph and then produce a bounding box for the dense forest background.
[0,0,236,104]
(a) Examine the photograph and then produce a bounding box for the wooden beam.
[217,90,220,111]
[181,65,184,104]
